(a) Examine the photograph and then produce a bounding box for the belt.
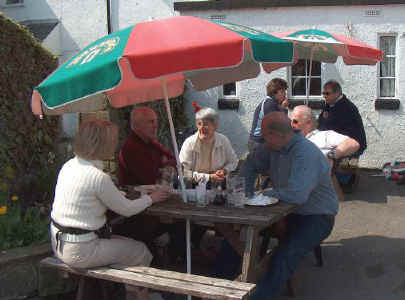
[51,219,112,239]
[51,220,93,235]
[51,220,112,253]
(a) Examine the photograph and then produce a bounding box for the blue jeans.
[212,214,334,299]
[250,214,334,300]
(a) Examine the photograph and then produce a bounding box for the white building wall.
[178,4,405,169]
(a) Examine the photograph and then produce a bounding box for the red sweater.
[118,131,176,186]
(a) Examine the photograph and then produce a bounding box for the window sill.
[288,99,325,110]
[374,99,400,110]
[1,4,24,8]
[218,98,239,110]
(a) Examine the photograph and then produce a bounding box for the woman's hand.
[216,169,226,178]
[210,169,226,182]
[280,99,289,109]
[149,190,169,203]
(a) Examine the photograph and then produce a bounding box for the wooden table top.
[145,197,296,227]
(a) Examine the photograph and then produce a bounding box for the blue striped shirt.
[243,132,339,216]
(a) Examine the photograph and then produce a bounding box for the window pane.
[380,57,395,77]
[308,61,321,76]
[380,36,395,55]
[292,60,306,76]
[223,82,236,96]
[380,79,395,97]
[292,78,306,96]
[309,78,321,96]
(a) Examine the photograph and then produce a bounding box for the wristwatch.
[327,150,336,160]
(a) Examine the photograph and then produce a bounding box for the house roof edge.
[174,0,405,11]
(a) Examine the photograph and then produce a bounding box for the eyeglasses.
[322,91,333,96]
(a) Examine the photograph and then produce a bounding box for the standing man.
[244,112,338,300]
[248,78,289,152]
[118,106,176,186]
[318,80,366,156]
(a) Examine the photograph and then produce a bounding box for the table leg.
[240,226,259,282]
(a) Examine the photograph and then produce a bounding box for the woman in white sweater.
[50,120,168,300]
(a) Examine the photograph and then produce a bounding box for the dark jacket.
[249,96,288,143]
[318,94,367,156]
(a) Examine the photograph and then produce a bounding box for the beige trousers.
[51,228,153,268]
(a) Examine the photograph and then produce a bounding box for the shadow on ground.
[344,170,404,204]
[282,235,405,300]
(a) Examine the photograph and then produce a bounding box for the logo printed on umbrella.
[66,37,120,68]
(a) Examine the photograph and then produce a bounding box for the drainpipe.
[106,0,112,34]
[106,0,119,34]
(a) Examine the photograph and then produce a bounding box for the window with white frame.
[221,82,238,98]
[378,35,396,98]
[290,59,322,98]
[6,0,24,4]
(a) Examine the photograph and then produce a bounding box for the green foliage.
[0,197,50,251]
[0,13,61,207]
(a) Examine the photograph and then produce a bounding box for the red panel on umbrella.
[124,16,245,79]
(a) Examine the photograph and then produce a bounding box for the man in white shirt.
[290,105,360,161]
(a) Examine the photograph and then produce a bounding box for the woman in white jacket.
[50,120,168,300]
[179,107,238,184]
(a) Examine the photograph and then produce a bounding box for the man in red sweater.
[118,106,176,186]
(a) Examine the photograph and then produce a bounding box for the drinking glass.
[195,182,208,207]
[227,174,246,208]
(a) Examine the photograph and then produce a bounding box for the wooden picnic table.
[144,196,296,283]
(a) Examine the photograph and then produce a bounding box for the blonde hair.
[73,120,118,160]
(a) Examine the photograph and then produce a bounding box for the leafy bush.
[0,13,60,207]
[0,193,49,251]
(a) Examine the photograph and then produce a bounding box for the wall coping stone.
[0,243,52,267]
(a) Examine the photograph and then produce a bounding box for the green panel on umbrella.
[36,26,133,108]
[285,29,341,62]
[287,29,338,42]
[213,21,293,63]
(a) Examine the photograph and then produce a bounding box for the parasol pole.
[306,47,315,106]
[161,77,192,283]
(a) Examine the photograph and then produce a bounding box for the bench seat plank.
[41,257,255,300]
[111,265,254,292]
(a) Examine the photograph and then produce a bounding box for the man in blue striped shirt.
[245,112,338,300]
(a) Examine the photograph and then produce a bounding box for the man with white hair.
[290,105,360,162]
[118,106,176,186]
[116,106,183,265]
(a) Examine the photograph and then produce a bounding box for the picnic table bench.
[40,256,256,300]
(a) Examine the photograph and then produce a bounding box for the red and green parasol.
[32,16,294,115]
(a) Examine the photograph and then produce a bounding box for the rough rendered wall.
[179,4,405,169]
